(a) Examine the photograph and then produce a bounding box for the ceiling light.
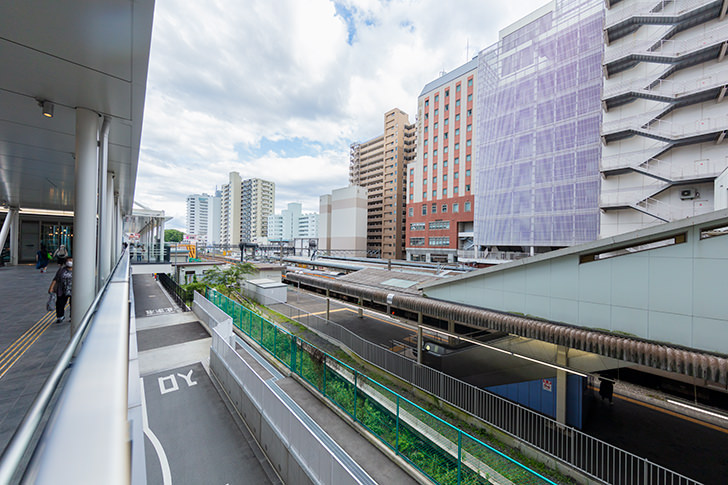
[36,98,54,118]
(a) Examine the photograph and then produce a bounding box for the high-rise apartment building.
[241,177,275,243]
[474,0,604,255]
[220,172,275,245]
[350,108,415,259]
[599,0,728,237]
[186,191,222,245]
[220,171,242,246]
[318,186,368,253]
[267,202,319,241]
[406,60,478,263]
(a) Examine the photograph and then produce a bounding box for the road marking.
[141,377,172,485]
[145,307,175,316]
[587,385,728,434]
[0,307,65,380]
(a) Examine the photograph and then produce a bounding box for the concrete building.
[599,0,728,237]
[406,59,478,263]
[350,108,415,260]
[241,177,275,243]
[267,202,318,241]
[318,186,368,253]
[185,191,221,245]
[220,171,242,246]
[220,173,275,245]
[474,0,604,257]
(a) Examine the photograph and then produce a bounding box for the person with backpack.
[53,244,69,264]
[48,257,73,323]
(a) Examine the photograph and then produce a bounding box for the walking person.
[52,244,69,265]
[35,244,49,273]
[48,257,73,323]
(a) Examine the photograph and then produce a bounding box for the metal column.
[9,208,19,265]
[98,117,111,286]
[556,345,568,424]
[0,208,17,260]
[72,108,100,335]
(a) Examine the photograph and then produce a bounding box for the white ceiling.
[0,0,155,214]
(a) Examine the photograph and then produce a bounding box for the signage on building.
[542,379,552,392]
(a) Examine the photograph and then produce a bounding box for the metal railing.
[238,288,702,485]
[158,272,192,308]
[205,288,558,485]
[0,250,131,484]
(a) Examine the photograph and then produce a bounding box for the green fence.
[205,288,557,485]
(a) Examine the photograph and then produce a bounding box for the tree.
[165,229,184,242]
[197,262,258,296]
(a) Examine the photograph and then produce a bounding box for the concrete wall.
[424,210,728,355]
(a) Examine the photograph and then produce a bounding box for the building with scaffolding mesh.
[474,0,604,255]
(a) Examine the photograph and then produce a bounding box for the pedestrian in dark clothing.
[49,257,73,323]
[599,378,614,404]
[53,244,69,265]
[35,244,49,273]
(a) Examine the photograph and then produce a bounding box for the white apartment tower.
[319,186,368,253]
[241,177,275,243]
[600,0,728,236]
[267,202,319,241]
[220,171,242,246]
[186,194,209,239]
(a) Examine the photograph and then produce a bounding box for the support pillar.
[101,173,114,274]
[72,108,100,336]
[0,208,17,261]
[325,289,330,321]
[417,315,423,365]
[9,209,19,265]
[448,320,456,346]
[97,117,111,288]
[556,345,569,425]
[358,297,363,318]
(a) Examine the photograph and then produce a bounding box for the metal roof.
[0,0,155,214]
[419,58,479,97]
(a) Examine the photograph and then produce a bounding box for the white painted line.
[140,377,172,485]
[667,399,728,421]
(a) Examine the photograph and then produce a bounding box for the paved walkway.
[0,264,71,453]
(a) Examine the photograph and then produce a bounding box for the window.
[467,109,472,117]
[444,132,448,140]
[410,237,425,246]
[445,104,449,111]
[435,94,439,102]
[433,136,438,143]
[424,127,428,135]
[466,155,471,162]
[423,178,427,185]
[466,140,472,147]
[466,169,471,177]
[423,192,427,199]
[468,78,473,87]
[432,190,436,197]
[433,163,437,170]
[434,122,438,129]
[444,118,449,126]
[453,203,459,213]
[432,177,437,184]
[410,194,414,200]
[467,94,472,102]
[455,143,460,150]
[467,124,472,132]
[425,113,429,120]
[444,147,448,153]
[409,207,414,216]
[433,149,437,157]
[455,114,460,121]
[422,205,427,215]
[456,99,461,107]
[424,139,428,146]
[410,222,425,231]
[455,128,460,135]
[454,186,459,194]
[424,153,428,159]
[445,89,449,97]
[454,172,459,179]
[443,188,447,196]
[429,220,450,230]
[443,174,448,181]
[456,84,461,92]
[455,157,459,164]
[424,165,428,172]
[429,237,450,246]
[409,182,413,187]
[465,201,471,211]
[432,204,437,213]
[425,100,429,107]
[466,184,471,191]
[434,108,439,116]
[443,160,448,167]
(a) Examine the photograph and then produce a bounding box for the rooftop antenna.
[466,38,469,61]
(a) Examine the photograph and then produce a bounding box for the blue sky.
[136,0,550,230]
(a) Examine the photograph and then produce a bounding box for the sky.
[136,0,550,231]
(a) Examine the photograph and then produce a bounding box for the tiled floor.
[0,264,72,452]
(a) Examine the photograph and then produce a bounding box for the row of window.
[416,170,471,185]
[411,237,451,247]
[409,220,450,231]
[423,111,473,126]
[424,78,474,106]
[407,201,472,216]
[409,185,471,201]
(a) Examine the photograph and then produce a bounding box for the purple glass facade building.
[474,0,604,249]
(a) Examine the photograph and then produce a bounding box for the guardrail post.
[457,431,462,485]
[395,395,400,455]
[322,354,327,395]
[291,336,296,374]
[353,371,358,421]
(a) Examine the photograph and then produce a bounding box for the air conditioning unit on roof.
[680,188,697,200]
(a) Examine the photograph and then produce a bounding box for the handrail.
[0,249,130,484]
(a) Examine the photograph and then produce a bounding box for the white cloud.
[137,0,551,230]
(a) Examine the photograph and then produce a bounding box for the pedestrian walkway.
[0,265,71,453]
